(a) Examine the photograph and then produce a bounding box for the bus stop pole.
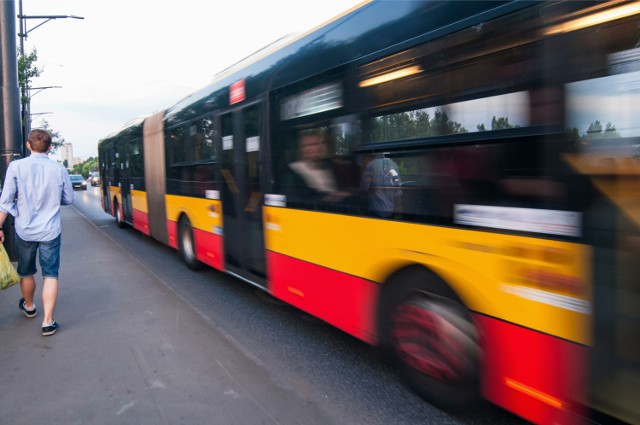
[0,1,24,261]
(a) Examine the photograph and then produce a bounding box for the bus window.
[330,119,361,193]
[283,127,334,207]
[130,138,145,191]
[369,91,530,143]
[195,116,216,161]
[168,125,188,164]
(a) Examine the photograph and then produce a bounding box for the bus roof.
[101,0,527,141]
[162,1,524,124]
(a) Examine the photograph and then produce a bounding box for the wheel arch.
[177,211,190,226]
[372,252,486,342]
[374,260,483,411]
[165,196,204,232]
[375,262,468,348]
[109,191,120,217]
[112,195,119,216]
[177,211,204,270]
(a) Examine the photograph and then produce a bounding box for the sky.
[17,0,365,161]
[566,70,640,138]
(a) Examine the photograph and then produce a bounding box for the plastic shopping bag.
[0,244,19,290]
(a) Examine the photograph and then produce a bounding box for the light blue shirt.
[0,153,74,241]
[361,154,401,218]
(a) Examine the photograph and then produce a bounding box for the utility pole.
[0,1,24,260]
[17,0,26,156]
[17,0,83,156]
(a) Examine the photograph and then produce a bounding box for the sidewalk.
[0,206,334,425]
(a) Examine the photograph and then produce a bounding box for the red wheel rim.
[391,300,474,383]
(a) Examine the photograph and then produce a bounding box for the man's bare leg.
[20,276,36,309]
[42,277,58,325]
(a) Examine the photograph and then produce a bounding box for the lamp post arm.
[30,86,62,98]
[17,15,85,38]
[20,18,55,36]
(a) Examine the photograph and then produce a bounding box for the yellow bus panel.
[264,206,591,345]
[165,194,223,232]
[131,189,147,213]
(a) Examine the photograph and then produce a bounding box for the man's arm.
[61,170,74,205]
[0,164,17,243]
[0,211,8,244]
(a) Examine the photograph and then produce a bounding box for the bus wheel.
[178,216,203,270]
[114,199,126,229]
[381,267,479,411]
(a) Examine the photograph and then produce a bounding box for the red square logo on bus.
[230,80,246,105]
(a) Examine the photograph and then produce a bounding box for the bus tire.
[379,266,480,411]
[178,216,203,270]
[114,199,126,229]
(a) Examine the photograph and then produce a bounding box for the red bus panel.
[267,251,379,344]
[476,314,588,425]
[194,228,224,271]
[132,209,150,235]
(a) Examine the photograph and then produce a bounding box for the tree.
[491,116,514,130]
[17,48,65,155]
[38,120,65,153]
[372,108,468,142]
[431,109,467,135]
[17,47,42,108]
[72,157,97,177]
[584,120,621,139]
[82,157,98,177]
[586,120,603,135]
[477,116,517,131]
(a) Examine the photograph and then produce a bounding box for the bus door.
[118,143,133,223]
[219,101,267,286]
[100,146,111,213]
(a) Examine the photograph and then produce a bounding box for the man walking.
[0,129,74,336]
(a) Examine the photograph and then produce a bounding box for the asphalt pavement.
[0,206,335,425]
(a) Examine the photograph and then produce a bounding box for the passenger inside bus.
[285,130,351,208]
[360,152,401,218]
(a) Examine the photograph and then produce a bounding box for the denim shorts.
[16,234,62,279]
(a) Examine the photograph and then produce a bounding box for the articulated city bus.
[98,1,640,423]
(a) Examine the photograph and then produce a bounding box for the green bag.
[0,244,19,290]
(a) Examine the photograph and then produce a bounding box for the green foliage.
[370,108,468,142]
[585,120,621,138]
[566,127,581,144]
[333,124,361,157]
[72,157,97,177]
[568,120,622,141]
[477,116,515,131]
[38,120,65,154]
[587,120,603,135]
[491,116,514,130]
[17,47,42,107]
[18,48,67,154]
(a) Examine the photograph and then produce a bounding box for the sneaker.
[18,298,37,318]
[42,321,59,336]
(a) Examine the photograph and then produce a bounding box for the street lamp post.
[17,0,83,156]
[26,86,60,133]
[0,0,23,260]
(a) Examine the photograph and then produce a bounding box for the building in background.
[58,143,74,168]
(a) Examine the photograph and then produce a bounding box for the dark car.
[69,174,87,190]
[89,171,100,187]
